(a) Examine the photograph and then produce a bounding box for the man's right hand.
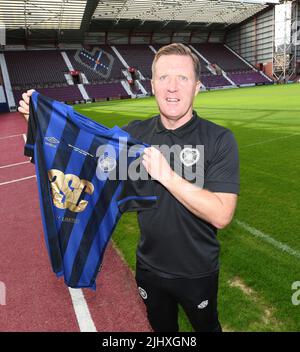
[17,89,35,121]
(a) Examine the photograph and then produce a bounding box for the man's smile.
[166,97,180,103]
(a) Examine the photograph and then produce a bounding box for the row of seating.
[5,44,272,103]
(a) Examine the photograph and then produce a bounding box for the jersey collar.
[155,111,199,137]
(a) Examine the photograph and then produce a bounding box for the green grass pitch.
[74,84,300,331]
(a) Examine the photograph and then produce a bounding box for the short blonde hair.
[151,43,201,81]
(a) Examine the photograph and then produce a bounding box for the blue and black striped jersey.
[24,91,157,289]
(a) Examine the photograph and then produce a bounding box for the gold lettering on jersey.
[48,169,94,212]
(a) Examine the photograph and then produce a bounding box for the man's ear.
[151,79,155,95]
[194,80,201,96]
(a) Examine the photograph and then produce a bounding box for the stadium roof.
[93,0,280,25]
[0,1,87,30]
[0,0,279,31]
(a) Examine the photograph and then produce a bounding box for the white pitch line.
[235,219,300,260]
[0,133,24,140]
[241,133,300,149]
[0,175,36,186]
[68,288,97,332]
[0,161,30,169]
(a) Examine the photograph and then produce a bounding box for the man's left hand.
[142,146,174,185]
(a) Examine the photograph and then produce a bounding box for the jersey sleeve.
[121,119,142,134]
[204,129,240,194]
[117,168,158,213]
[24,94,38,163]
[23,92,64,276]
[116,135,158,213]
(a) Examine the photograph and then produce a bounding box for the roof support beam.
[80,0,100,32]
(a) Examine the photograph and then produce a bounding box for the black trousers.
[135,262,222,332]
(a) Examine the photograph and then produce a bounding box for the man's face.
[151,54,200,124]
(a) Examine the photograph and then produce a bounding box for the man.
[18,43,239,332]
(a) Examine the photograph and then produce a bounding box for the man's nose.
[167,77,178,91]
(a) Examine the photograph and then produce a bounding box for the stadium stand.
[193,43,252,72]
[2,41,276,104]
[228,71,271,85]
[198,58,212,74]
[114,45,155,79]
[143,80,152,94]
[192,43,271,85]
[200,74,232,88]
[4,50,68,89]
[85,82,129,101]
[13,85,83,104]
[65,46,125,83]
[4,44,274,104]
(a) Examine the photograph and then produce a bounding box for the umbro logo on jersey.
[45,136,59,144]
[44,136,60,148]
[138,287,147,300]
[197,300,208,309]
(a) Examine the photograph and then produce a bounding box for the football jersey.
[24,91,157,290]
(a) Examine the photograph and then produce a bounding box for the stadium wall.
[84,31,225,45]
[225,7,274,78]
[0,85,8,112]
